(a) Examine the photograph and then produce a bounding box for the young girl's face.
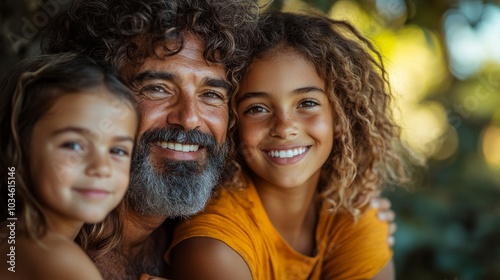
[237,49,334,188]
[29,87,137,226]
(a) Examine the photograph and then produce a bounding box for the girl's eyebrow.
[51,127,88,136]
[236,91,267,104]
[237,86,325,104]
[294,86,325,95]
[51,127,134,142]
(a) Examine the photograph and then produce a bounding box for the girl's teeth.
[268,147,307,158]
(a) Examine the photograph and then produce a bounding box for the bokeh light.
[481,124,500,170]
[444,3,500,79]
[329,0,451,159]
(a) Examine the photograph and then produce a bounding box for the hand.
[370,196,397,247]
[139,273,169,280]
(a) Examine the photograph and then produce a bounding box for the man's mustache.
[139,127,219,153]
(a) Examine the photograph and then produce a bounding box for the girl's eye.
[110,147,129,157]
[244,105,269,114]
[62,142,83,151]
[298,99,320,108]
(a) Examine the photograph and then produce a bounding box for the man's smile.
[155,141,200,152]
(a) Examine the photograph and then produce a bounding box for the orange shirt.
[167,175,392,279]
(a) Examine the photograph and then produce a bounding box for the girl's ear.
[334,123,342,134]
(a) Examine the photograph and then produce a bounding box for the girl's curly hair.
[229,11,415,218]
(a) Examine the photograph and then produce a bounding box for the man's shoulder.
[86,223,171,279]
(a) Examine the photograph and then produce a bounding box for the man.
[42,0,395,279]
[44,0,258,278]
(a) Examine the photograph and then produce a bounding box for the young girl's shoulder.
[0,234,102,280]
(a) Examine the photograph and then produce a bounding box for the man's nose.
[166,93,202,130]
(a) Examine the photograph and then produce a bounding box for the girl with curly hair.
[0,53,140,279]
[167,11,413,280]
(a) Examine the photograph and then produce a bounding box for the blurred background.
[1,0,499,279]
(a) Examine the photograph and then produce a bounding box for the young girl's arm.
[371,260,395,280]
[17,237,103,280]
[169,237,252,280]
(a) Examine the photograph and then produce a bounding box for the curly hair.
[230,11,413,218]
[42,0,259,187]
[0,52,139,251]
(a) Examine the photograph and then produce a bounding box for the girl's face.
[29,88,137,227]
[237,49,334,189]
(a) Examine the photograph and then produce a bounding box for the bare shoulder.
[15,235,103,280]
[170,237,252,280]
[371,259,395,280]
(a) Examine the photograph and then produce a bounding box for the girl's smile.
[29,89,137,226]
[237,48,334,189]
[261,145,310,165]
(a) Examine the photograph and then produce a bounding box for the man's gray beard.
[127,128,228,218]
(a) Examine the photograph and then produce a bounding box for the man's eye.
[203,91,223,100]
[139,85,172,99]
[202,91,227,105]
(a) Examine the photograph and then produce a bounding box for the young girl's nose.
[269,112,298,139]
[86,151,112,178]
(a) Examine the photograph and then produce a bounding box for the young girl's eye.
[110,147,129,157]
[244,105,269,115]
[298,99,320,108]
[62,142,83,151]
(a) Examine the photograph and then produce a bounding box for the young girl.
[167,12,412,280]
[0,53,140,279]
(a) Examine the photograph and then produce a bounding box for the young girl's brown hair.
[0,52,140,254]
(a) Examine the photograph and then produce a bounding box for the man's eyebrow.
[129,71,176,85]
[202,77,232,93]
[237,87,325,104]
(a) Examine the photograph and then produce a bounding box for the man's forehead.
[122,33,227,82]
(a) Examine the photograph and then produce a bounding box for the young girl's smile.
[29,88,137,227]
[237,49,334,189]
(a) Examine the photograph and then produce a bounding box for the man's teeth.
[156,141,199,152]
[268,147,307,158]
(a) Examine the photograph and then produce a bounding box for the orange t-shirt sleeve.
[165,189,259,275]
[320,208,393,279]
